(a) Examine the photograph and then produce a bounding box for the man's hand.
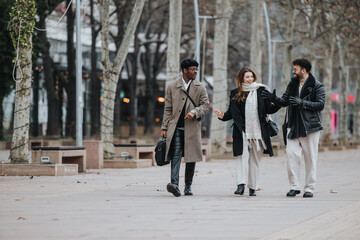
[289,96,303,107]
[160,130,167,138]
[261,89,277,101]
[184,112,195,120]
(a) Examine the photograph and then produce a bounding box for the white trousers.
[236,133,263,189]
[286,130,320,193]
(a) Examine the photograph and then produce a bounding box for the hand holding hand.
[214,109,224,119]
[261,89,277,101]
[289,96,303,107]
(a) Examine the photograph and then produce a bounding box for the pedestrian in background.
[160,59,210,197]
[261,58,325,198]
[214,67,280,196]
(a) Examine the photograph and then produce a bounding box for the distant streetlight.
[157,97,165,103]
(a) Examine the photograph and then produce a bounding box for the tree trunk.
[354,70,360,145]
[129,52,139,137]
[277,0,296,149]
[337,39,348,146]
[321,31,336,147]
[9,0,36,163]
[100,0,145,160]
[142,8,168,135]
[32,66,39,137]
[39,15,60,137]
[113,76,122,137]
[249,0,264,81]
[143,43,154,135]
[278,43,293,149]
[210,0,232,154]
[0,95,4,140]
[166,0,182,88]
[90,0,101,137]
[65,0,76,138]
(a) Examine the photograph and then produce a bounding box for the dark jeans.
[170,128,196,186]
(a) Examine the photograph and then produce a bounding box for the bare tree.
[0,0,16,140]
[249,0,265,80]
[9,0,36,163]
[317,1,339,146]
[336,1,359,146]
[127,26,140,137]
[337,30,353,147]
[63,0,76,138]
[90,0,101,137]
[354,69,360,144]
[112,0,135,137]
[100,0,145,160]
[166,0,182,88]
[210,0,232,154]
[274,0,297,149]
[36,0,64,137]
[142,3,168,135]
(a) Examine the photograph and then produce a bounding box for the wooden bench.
[113,143,155,166]
[31,146,86,172]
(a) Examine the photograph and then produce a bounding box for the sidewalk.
[0,149,359,240]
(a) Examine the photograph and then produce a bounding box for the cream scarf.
[242,82,270,150]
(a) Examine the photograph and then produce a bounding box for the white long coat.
[161,78,209,163]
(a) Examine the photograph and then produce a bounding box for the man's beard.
[294,73,302,80]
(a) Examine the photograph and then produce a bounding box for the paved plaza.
[1,149,360,239]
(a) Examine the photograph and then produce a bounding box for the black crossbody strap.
[183,80,197,108]
[183,90,197,108]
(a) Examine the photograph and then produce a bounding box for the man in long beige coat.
[160,59,209,197]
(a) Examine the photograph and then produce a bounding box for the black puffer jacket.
[275,73,325,139]
[221,88,280,157]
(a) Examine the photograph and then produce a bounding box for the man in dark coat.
[262,58,325,198]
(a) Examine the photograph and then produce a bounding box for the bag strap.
[183,90,197,108]
[183,81,197,108]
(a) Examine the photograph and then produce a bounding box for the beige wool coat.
[161,78,209,163]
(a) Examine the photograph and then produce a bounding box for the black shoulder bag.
[154,138,169,166]
[282,108,288,145]
[267,117,279,137]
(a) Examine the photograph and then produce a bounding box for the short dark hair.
[180,59,199,72]
[292,58,312,72]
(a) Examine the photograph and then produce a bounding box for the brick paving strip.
[260,201,360,240]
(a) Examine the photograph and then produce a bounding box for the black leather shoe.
[184,186,193,196]
[167,183,181,197]
[303,192,313,198]
[286,189,301,197]
[234,184,245,195]
[249,188,256,196]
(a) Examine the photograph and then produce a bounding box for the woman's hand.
[214,109,224,119]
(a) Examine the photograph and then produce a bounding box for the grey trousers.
[170,128,196,187]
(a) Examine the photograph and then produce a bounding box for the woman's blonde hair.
[233,67,258,102]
